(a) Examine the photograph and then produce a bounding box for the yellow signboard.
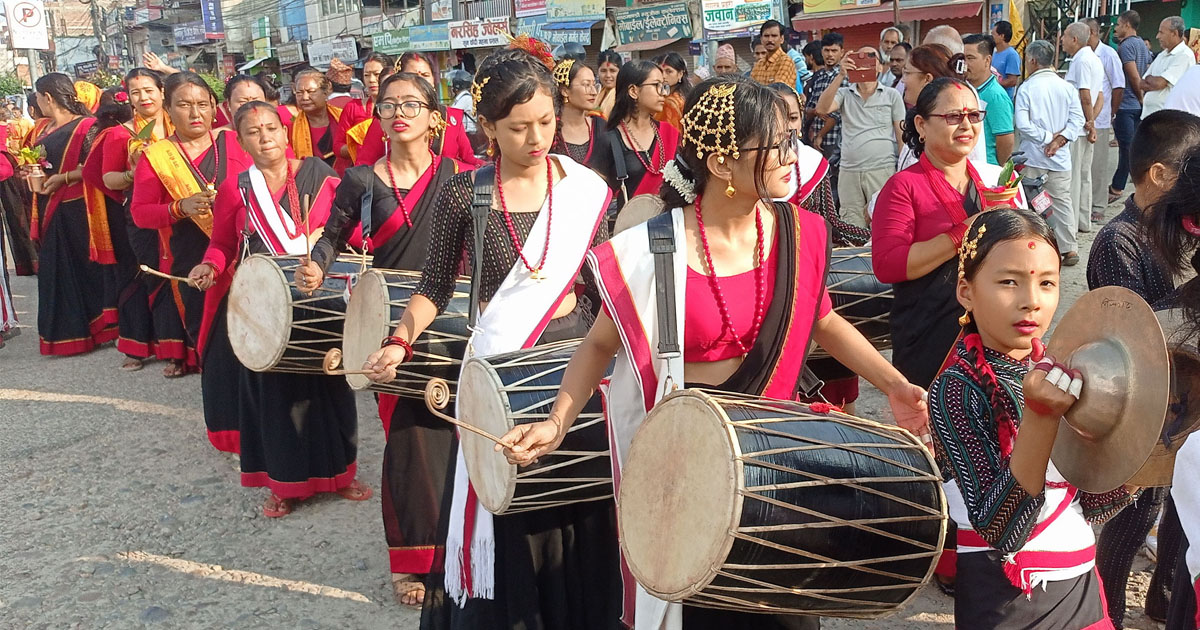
[803,0,880,14]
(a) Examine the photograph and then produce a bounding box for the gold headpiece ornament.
[681,83,740,161]
[553,59,575,87]
[957,223,987,279]
[471,76,490,108]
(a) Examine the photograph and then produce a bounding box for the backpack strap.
[468,164,495,329]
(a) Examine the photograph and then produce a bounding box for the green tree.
[0,72,27,96]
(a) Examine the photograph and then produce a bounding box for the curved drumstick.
[139,264,198,288]
[424,379,513,448]
[321,348,376,375]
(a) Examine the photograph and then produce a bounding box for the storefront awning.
[238,57,271,71]
[541,19,603,30]
[791,0,982,31]
[615,37,681,53]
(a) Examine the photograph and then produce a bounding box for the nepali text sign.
[362,13,387,35]
[702,0,775,35]
[448,16,510,49]
[173,20,207,46]
[614,2,692,47]
[307,38,358,67]
[201,0,224,38]
[516,15,591,44]
[515,0,546,18]
[409,24,449,51]
[372,28,411,55]
[546,0,604,23]
[5,0,48,50]
[252,37,272,60]
[430,0,453,22]
[277,40,304,64]
[73,60,98,78]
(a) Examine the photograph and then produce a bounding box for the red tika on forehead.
[1028,241,1037,249]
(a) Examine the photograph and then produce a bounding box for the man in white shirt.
[1016,40,1087,265]
[1165,64,1200,116]
[1085,17,1126,224]
[1063,21,1105,234]
[1142,16,1194,118]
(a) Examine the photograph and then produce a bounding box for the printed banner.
[201,0,224,39]
[614,2,692,47]
[516,14,591,44]
[701,0,775,34]
[515,0,546,18]
[546,0,604,23]
[173,20,206,46]
[430,0,453,22]
[307,38,359,66]
[448,16,510,49]
[277,40,305,64]
[372,28,411,55]
[409,24,450,51]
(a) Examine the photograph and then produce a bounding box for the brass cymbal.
[1127,309,1200,487]
[1045,286,1170,494]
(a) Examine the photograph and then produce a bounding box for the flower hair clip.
[471,76,490,108]
[957,223,987,279]
[662,159,696,203]
[553,59,575,87]
[681,83,740,161]
[114,92,129,104]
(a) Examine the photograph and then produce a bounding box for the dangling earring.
[564,95,569,104]
[958,310,971,327]
[486,139,495,158]
[724,181,736,198]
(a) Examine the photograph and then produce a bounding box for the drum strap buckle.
[798,366,827,402]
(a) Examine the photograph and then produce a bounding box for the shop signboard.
[515,0,546,18]
[277,40,304,64]
[173,20,206,45]
[516,14,591,44]
[701,0,776,36]
[448,16,510,49]
[613,2,692,47]
[372,28,411,55]
[409,23,450,51]
[307,38,358,66]
[546,0,604,23]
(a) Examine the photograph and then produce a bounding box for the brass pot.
[26,164,45,194]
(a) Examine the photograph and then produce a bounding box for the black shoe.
[1062,252,1080,266]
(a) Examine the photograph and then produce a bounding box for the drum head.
[613,194,665,235]
[227,255,292,372]
[618,390,738,600]
[459,359,517,513]
[342,269,394,390]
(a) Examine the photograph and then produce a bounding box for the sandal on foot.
[163,360,188,379]
[1108,188,1123,204]
[391,574,427,607]
[121,357,145,372]
[263,493,294,518]
[337,479,373,502]
[934,575,956,596]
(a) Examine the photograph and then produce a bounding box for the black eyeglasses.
[640,81,672,96]
[377,100,430,120]
[927,110,986,125]
[742,130,799,159]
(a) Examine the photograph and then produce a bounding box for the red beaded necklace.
[619,120,664,176]
[494,155,553,281]
[281,160,304,239]
[384,145,437,229]
[694,194,767,355]
[174,130,219,189]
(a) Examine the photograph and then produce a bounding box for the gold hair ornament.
[471,76,491,108]
[553,59,575,87]
[957,223,987,280]
[681,83,740,161]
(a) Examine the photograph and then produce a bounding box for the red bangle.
[948,222,969,249]
[381,335,414,363]
[1025,399,1057,417]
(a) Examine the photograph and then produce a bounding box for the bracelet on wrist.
[380,335,414,363]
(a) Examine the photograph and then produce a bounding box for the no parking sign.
[4,0,49,50]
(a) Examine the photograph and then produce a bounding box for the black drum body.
[811,247,892,360]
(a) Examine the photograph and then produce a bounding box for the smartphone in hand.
[846,51,877,83]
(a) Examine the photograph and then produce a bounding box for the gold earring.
[724,181,736,197]
[564,95,569,104]
[958,310,971,327]
[486,139,495,158]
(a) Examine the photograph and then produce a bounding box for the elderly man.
[750,19,797,86]
[923,24,964,54]
[991,20,1022,97]
[1063,21,1105,234]
[1084,17,1126,222]
[1143,16,1193,119]
[963,33,1014,166]
[713,44,738,76]
[1015,40,1086,265]
[815,46,904,227]
[1110,9,1153,200]
[880,42,909,90]
[880,26,903,56]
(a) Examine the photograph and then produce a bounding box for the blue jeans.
[1111,108,1141,191]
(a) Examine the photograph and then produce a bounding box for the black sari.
[313,156,461,574]
[0,167,36,275]
[34,117,117,356]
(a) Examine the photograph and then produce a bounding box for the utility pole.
[81,0,106,66]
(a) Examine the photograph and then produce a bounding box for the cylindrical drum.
[618,389,946,618]
[227,253,369,373]
[341,268,470,399]
[810,247,892,360]
[458,339,614,515]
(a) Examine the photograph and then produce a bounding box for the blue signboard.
[516,15,592,45]
[201,0,224,39]
[409,23,449,52]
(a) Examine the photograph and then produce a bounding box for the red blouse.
[871,162,966,285]
[354,106,481,168]
[130,131,252,230]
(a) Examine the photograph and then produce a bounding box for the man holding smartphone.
[815,46,905,228]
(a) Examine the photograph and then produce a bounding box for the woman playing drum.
[22,73,117,356]
[552,59,602,164]
[500,75,928,630]
[287,68,349,174]
[186,101,370,518]
[588,60,680,213]
[298,71,469,605]
[362,41,620,628]
[130,71,252,453]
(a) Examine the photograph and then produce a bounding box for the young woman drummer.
[287,68,349,173]
[21,73,117,356]
[361,41,620,628]
[552,58,602,164]
[186,101,370,518]
[297,71,469,606]
[499,75,928,630]
[927,209,1134,629]
[130,71,253,453]
[588,60,680,213]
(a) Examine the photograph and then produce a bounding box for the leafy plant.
[17,145,45,166]
[0,72,26,95]
[89,71,125,89]
[198,72,225,103]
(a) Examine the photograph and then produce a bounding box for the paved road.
[0,188,1165,629]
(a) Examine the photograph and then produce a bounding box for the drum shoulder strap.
[647,212,679,358]
[609,129,629,207]
[469,165,495,328]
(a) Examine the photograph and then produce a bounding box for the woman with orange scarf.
[286,68,350,174]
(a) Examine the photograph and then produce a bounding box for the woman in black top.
[552,59,601,164]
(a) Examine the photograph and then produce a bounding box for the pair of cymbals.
[1047,287,1200,493]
